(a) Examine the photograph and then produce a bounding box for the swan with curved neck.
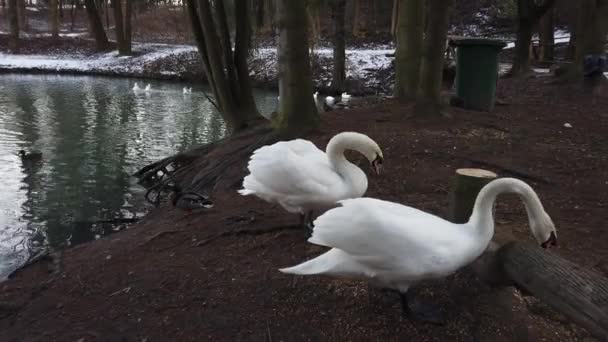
[279,177,557,323]
[238,132,383,228]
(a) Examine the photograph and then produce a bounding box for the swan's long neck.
[468,178,546,248]
[325,133,368,191]
[326,135,357,176]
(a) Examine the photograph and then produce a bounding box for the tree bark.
[539,7,554,62]
[352,0,361,37]
[394,0,424,101]
[124,0,132,54]
[233,0,259,121]
[50,0,60,38]
[274,0,319,137]
[113,0,128,54]
[8,0,19,53]
[84,0,110,50]
[499,242,608,341]
[415,0,452,116]
[330,0,346,93]
[390,0,398,37]
[508,0,556,77]
[186,0,260,134]
[17,0,27,31]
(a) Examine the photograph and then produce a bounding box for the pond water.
[0,74,278,279]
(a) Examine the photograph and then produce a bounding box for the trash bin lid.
[449,38,506,48]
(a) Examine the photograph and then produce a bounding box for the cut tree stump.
[448,168,497,223]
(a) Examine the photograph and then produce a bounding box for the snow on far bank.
[0,43,197,76]
[1,43,394,91]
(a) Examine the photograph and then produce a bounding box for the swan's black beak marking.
[371,154,383,175]
[541,231,557,249]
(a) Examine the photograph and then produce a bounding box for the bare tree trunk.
[415,0,452,116]
[186,0,259,133]
[8,0,19,53]
[275,0,319,137]
[566,11,577,61]
[213,0,240,98]
[390,0,398,37]
[351,0,361,37]
[17,0,27,31]
[508,0,556,77]
[84,0,110,50]
[394,0,424,101]
[50,0,60,38]
[124,0,132,54]
[113,0,127,54]
[330,0,346,93]
[105,0,110,29]
[70,0,76,31]
[233,0,259,121]
[539,7,555,62]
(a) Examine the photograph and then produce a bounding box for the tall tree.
[330,0,347,93]
[50,0,60,38]
[415,0,452,116]
[508,0,556,77]
[112,0,131,54]
[538,6,555,61]
[352,0,361,37]
[186,0,260,134]
[571,0,608,79]
[394,0,424,101]
[274,0,319,137]
[84,0,111,50]
[8,0,19,53]
[17,0,27,31]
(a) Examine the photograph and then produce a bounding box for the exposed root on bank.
[195,224,304,248]
[134,124,278,206]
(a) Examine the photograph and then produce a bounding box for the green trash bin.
[450,38,506,111]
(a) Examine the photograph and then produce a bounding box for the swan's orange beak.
[541,231,557,248]
[371,155,383,175]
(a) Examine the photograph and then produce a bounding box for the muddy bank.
[0,78,607,341]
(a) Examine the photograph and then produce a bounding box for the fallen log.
[447,170,608,339]
[498,242,608,340]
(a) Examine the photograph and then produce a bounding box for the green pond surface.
[0,74,278,279]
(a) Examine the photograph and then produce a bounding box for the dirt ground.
[0,77,607,341]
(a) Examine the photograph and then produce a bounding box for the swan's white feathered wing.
[280,198,474,281]
[239,139,345,212]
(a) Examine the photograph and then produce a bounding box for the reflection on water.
[0,74,277,279]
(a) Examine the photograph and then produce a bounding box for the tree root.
[133,124,277,207]
[139,229,186,246]
[195,224,304,247]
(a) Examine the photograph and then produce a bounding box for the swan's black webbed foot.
[399,292,445,325]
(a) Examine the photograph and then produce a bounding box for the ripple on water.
[0,74,277,279]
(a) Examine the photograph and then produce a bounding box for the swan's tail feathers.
[237,188,255,196]
[279,257,327,275]
[279,249,353,276]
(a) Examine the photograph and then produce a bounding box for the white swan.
[238,132,383,228]
[145,84,151,92]
[132,83,141,92]
[183,86,192,94]
[313,91,319,101]
[341,92,351,102]
[280,178,557,323]
[325,96,335,107]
